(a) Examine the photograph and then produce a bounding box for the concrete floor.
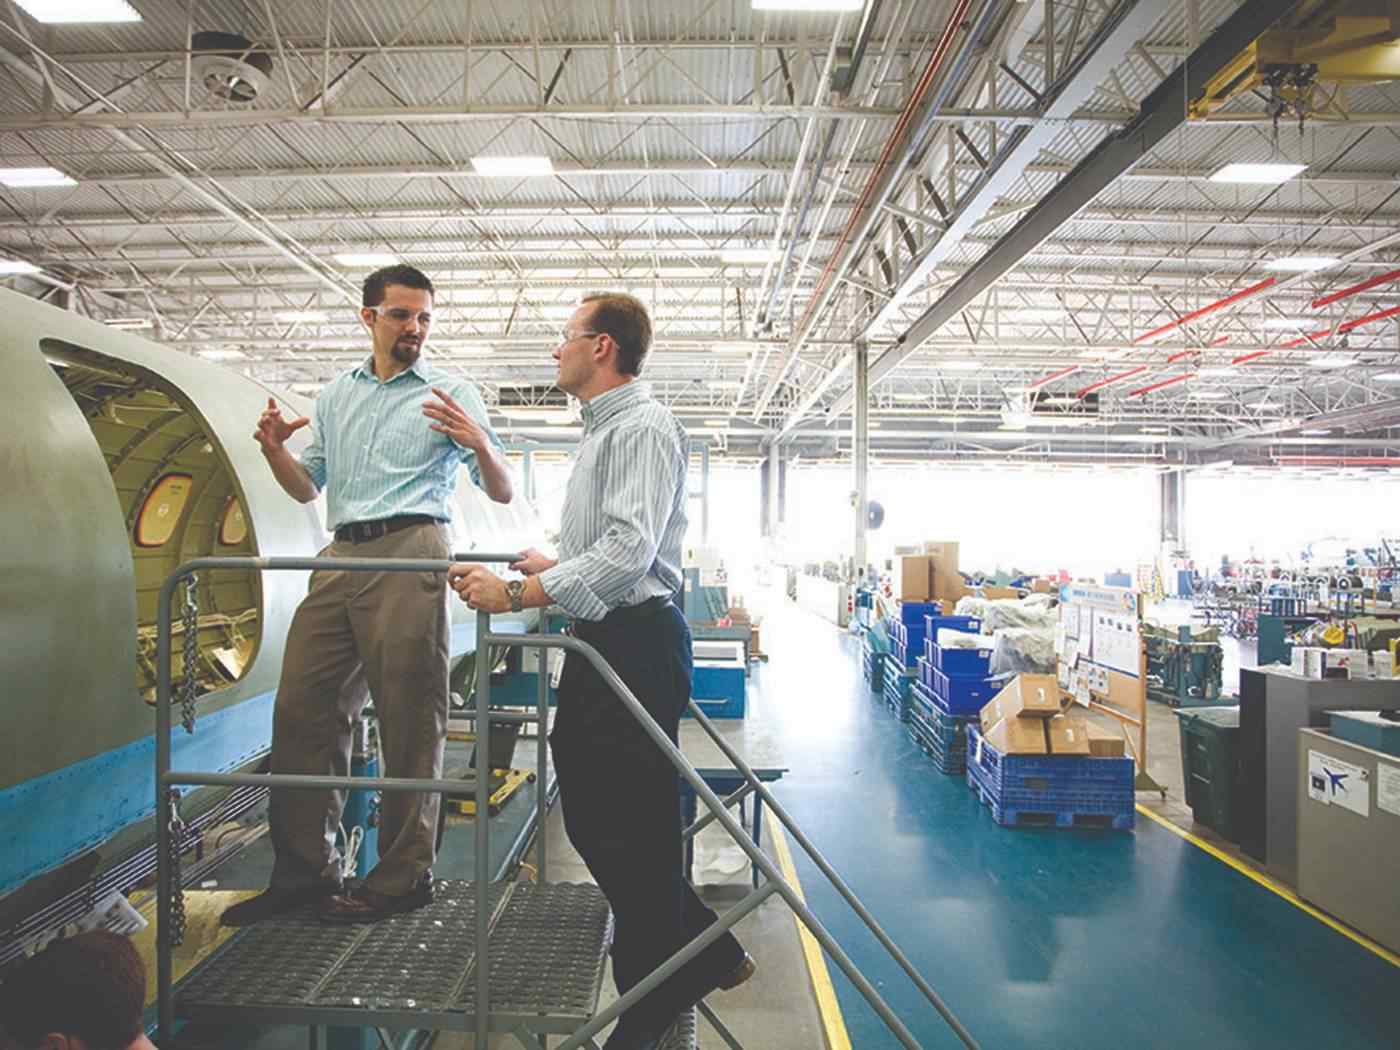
[170,587,1400,1050]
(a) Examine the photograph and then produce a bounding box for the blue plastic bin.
[935,644,993,678]
[931,666,997,716]
[900,600,941,626]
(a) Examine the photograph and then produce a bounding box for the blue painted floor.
[755,601,1400,1049]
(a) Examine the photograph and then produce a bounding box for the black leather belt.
[334,514,440,544]
[596,594,675,625]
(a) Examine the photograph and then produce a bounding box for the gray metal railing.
[154,555,977,1050]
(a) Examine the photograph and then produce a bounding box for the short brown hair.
[0,932,145,1048]
[581,292,652,376]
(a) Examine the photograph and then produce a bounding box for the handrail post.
[474,608,491,1049]
[154,570,181,1044]
[536,637,549,882]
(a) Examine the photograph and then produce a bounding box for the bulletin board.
[1055,584,1165,796]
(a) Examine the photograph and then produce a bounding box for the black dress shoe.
[220,881,342,926]
[600,1014,677,1050]
[602,955,752,1049]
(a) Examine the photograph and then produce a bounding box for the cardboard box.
[983,674,1061,730]
[900,556,934,601]
[1085,722,1126,757]
[982,716,1048,755]
[1045,714,1092,755]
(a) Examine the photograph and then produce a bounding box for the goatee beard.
[391,341,420,365]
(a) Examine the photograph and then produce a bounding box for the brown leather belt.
[334,514,440,544]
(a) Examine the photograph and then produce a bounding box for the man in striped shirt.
[449,293,752,1050]
[222,265,512,927]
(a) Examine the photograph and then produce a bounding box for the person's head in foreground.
[0,931,155,1050]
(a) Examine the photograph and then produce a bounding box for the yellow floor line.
[1136,804,1400,969]
[765,807,852,1050]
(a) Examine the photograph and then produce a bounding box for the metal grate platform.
[176,881,610,1034]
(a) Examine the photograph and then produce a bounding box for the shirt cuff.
[538,563,611,621]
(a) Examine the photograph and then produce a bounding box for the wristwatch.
[506,579,525,613]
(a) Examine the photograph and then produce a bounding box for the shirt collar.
[351,354,434,385]
[580,380,648,430]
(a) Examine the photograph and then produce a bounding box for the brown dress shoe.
[318,874,434,924]
[718,953,756,990]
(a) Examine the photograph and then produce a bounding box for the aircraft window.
[136,473,193,548]
[219,496,248,545]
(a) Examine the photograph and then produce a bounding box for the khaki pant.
[268,521,450,897]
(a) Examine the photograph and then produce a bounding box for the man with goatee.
[223,264,512,926]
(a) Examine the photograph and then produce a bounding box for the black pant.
[550,602,745,1026]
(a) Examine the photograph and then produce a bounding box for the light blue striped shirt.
[300,356,502,531]
[538,381,688,621]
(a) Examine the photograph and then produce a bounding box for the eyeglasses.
[558,328,601,346]
[371,305,434,327]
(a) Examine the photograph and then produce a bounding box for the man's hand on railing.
[510,547,558,576]
[448,564,511,613]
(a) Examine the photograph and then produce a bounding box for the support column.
[1159,470,1186,547]
[761,442,781,540]
[852,341,869,578]
[700,441,711,544]
[521,449,535,506]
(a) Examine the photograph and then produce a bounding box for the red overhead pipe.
[1276,456,1400,467]
[1132,277,1276,344]
[1029,364,1080,389]
[792,0,974,341]
[1311,268,1400,309]
[1237,303,1400,364]
[1128,373,1193,397]
[1076,365,1149,398]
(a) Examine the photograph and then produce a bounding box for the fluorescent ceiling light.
[751,0,862,10]
[1042,395,1079,406]
[1262,317,1312,330]
[446,343,493,356]
[198,349,248,360]
[104,318,152,330]
[1309,354,1354,369]
[278,310,329,323]
[939,361,980,371]
[0,258,40,274]
[14,0,140,23]
[1209,162,1306,184]
[1140,425,1171,433]
[1197,367,1233,378]
[892,392,925,401]
[1246,400,1274,410]
[712,380,745,390]
[1192,390,1228,400]
[718,248,776,265]
[1265,256,1339,273]
[470,155,554,177]
[0,166,76,187]
[1301,428,1332,435]
[703,418,730,427]
[1374,372,1400,382]
[712,342,754,354]
[334,253,398,267]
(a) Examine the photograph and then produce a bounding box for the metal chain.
[167,789,187,947]
[179,573,200,734]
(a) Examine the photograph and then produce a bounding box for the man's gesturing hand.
[254,397,310,454]
[424,386,489,453]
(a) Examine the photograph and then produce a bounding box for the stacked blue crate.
[922,629,997,717]
[965,725,1135,830]
[908,678,978,774]
[883,658,914,721]
[860,638,885,695]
